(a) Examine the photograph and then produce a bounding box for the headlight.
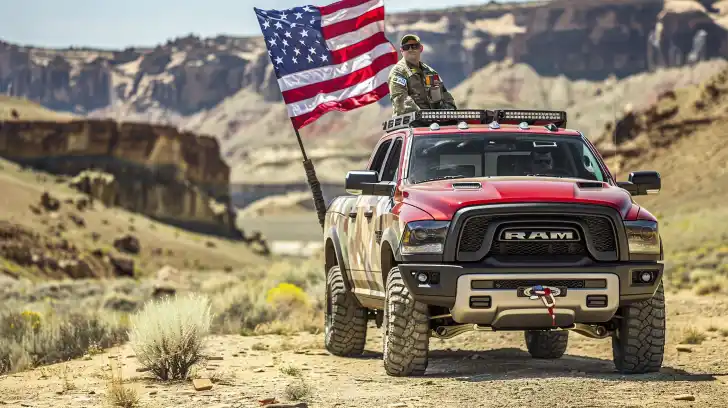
[624,220,660,255]
[401,220,450,254]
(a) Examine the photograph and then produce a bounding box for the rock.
[75,197,90,212]
[1,120,240,238]
[155,265,179,281]
[673,394,695,401]
[114,234,140,254]
[68,214,85,228]
[110,256,135,277]
[676,345,693,352]
[192,378,213,391]
[152,284,176,299]
[40,192,60,212]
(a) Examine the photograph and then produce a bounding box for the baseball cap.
[400,34,421,45]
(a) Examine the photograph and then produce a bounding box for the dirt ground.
[1,290,727,408]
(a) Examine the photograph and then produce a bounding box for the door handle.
[348,211,357,219]
[364,210,373,218]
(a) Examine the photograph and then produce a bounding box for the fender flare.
[325,226,355,292]
[380,227,402,263]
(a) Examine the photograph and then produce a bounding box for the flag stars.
[256,5,333,78]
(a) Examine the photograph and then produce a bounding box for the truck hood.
[400,177,634,220]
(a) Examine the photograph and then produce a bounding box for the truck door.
[365,136,403,296]
[347,137,392,291]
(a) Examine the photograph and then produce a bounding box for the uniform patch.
[392,75,407,86]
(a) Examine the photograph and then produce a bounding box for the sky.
[4,0,523,49]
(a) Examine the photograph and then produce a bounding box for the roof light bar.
[494,109,567,127]
[381,108,567,132]
[418,109,485,122]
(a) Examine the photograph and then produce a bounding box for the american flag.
[254,0,398,130]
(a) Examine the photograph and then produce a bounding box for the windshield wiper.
[525,173,567,178]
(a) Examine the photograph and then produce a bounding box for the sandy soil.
[1,290,727,408]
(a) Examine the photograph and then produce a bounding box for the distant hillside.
[3,0,728,208]
[0,95,76,121]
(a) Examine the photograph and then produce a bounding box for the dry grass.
[106,360,139,408]
[285,377,314,401]
[0,306,128,375]
[680,327,708,345]
[208,251,325,336]
[128,293,212,381]
[0,248,325,376]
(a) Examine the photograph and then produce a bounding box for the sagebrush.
[0,307,128,374]
[128,293,212,381]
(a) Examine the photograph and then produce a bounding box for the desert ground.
[0,284,727,408]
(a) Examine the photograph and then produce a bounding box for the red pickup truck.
[321,109,665,377]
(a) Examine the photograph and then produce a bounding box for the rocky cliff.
[0,119,239,237]
[2,0,728,210]
[1,0,726,118]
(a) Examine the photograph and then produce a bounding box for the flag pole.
[291,122,327,230]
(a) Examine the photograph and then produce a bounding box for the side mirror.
[345,170,395,196]
[617,171,661,196]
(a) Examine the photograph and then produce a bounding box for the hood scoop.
[577,181,607,189]
[452,181,482,190]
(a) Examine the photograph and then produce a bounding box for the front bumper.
[398,263,663,328]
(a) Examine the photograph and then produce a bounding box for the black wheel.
[382,267,429,376]
[611,281,666,374]
[324,265,367,356]
[524,330,569,359]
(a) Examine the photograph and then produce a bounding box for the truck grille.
[456,213,617,262]
[490,241,586,256]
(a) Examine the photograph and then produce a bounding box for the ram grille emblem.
[499,227,580,242]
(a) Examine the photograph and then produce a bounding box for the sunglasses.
[401,43,421,51]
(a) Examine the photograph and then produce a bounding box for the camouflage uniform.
[388,56,457,116]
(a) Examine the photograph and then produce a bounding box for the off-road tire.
[524,330,569,359]
[611,281,666,374]
[382,267,429,376]
[324,265,367,356]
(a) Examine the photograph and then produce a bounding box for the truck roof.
[409,123,583,137]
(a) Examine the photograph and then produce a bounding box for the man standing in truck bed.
[388,34,457,116]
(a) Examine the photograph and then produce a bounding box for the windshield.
[406,133,608,184]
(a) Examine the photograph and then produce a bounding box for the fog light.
[640,271,653,283]
[416,272,429,284]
